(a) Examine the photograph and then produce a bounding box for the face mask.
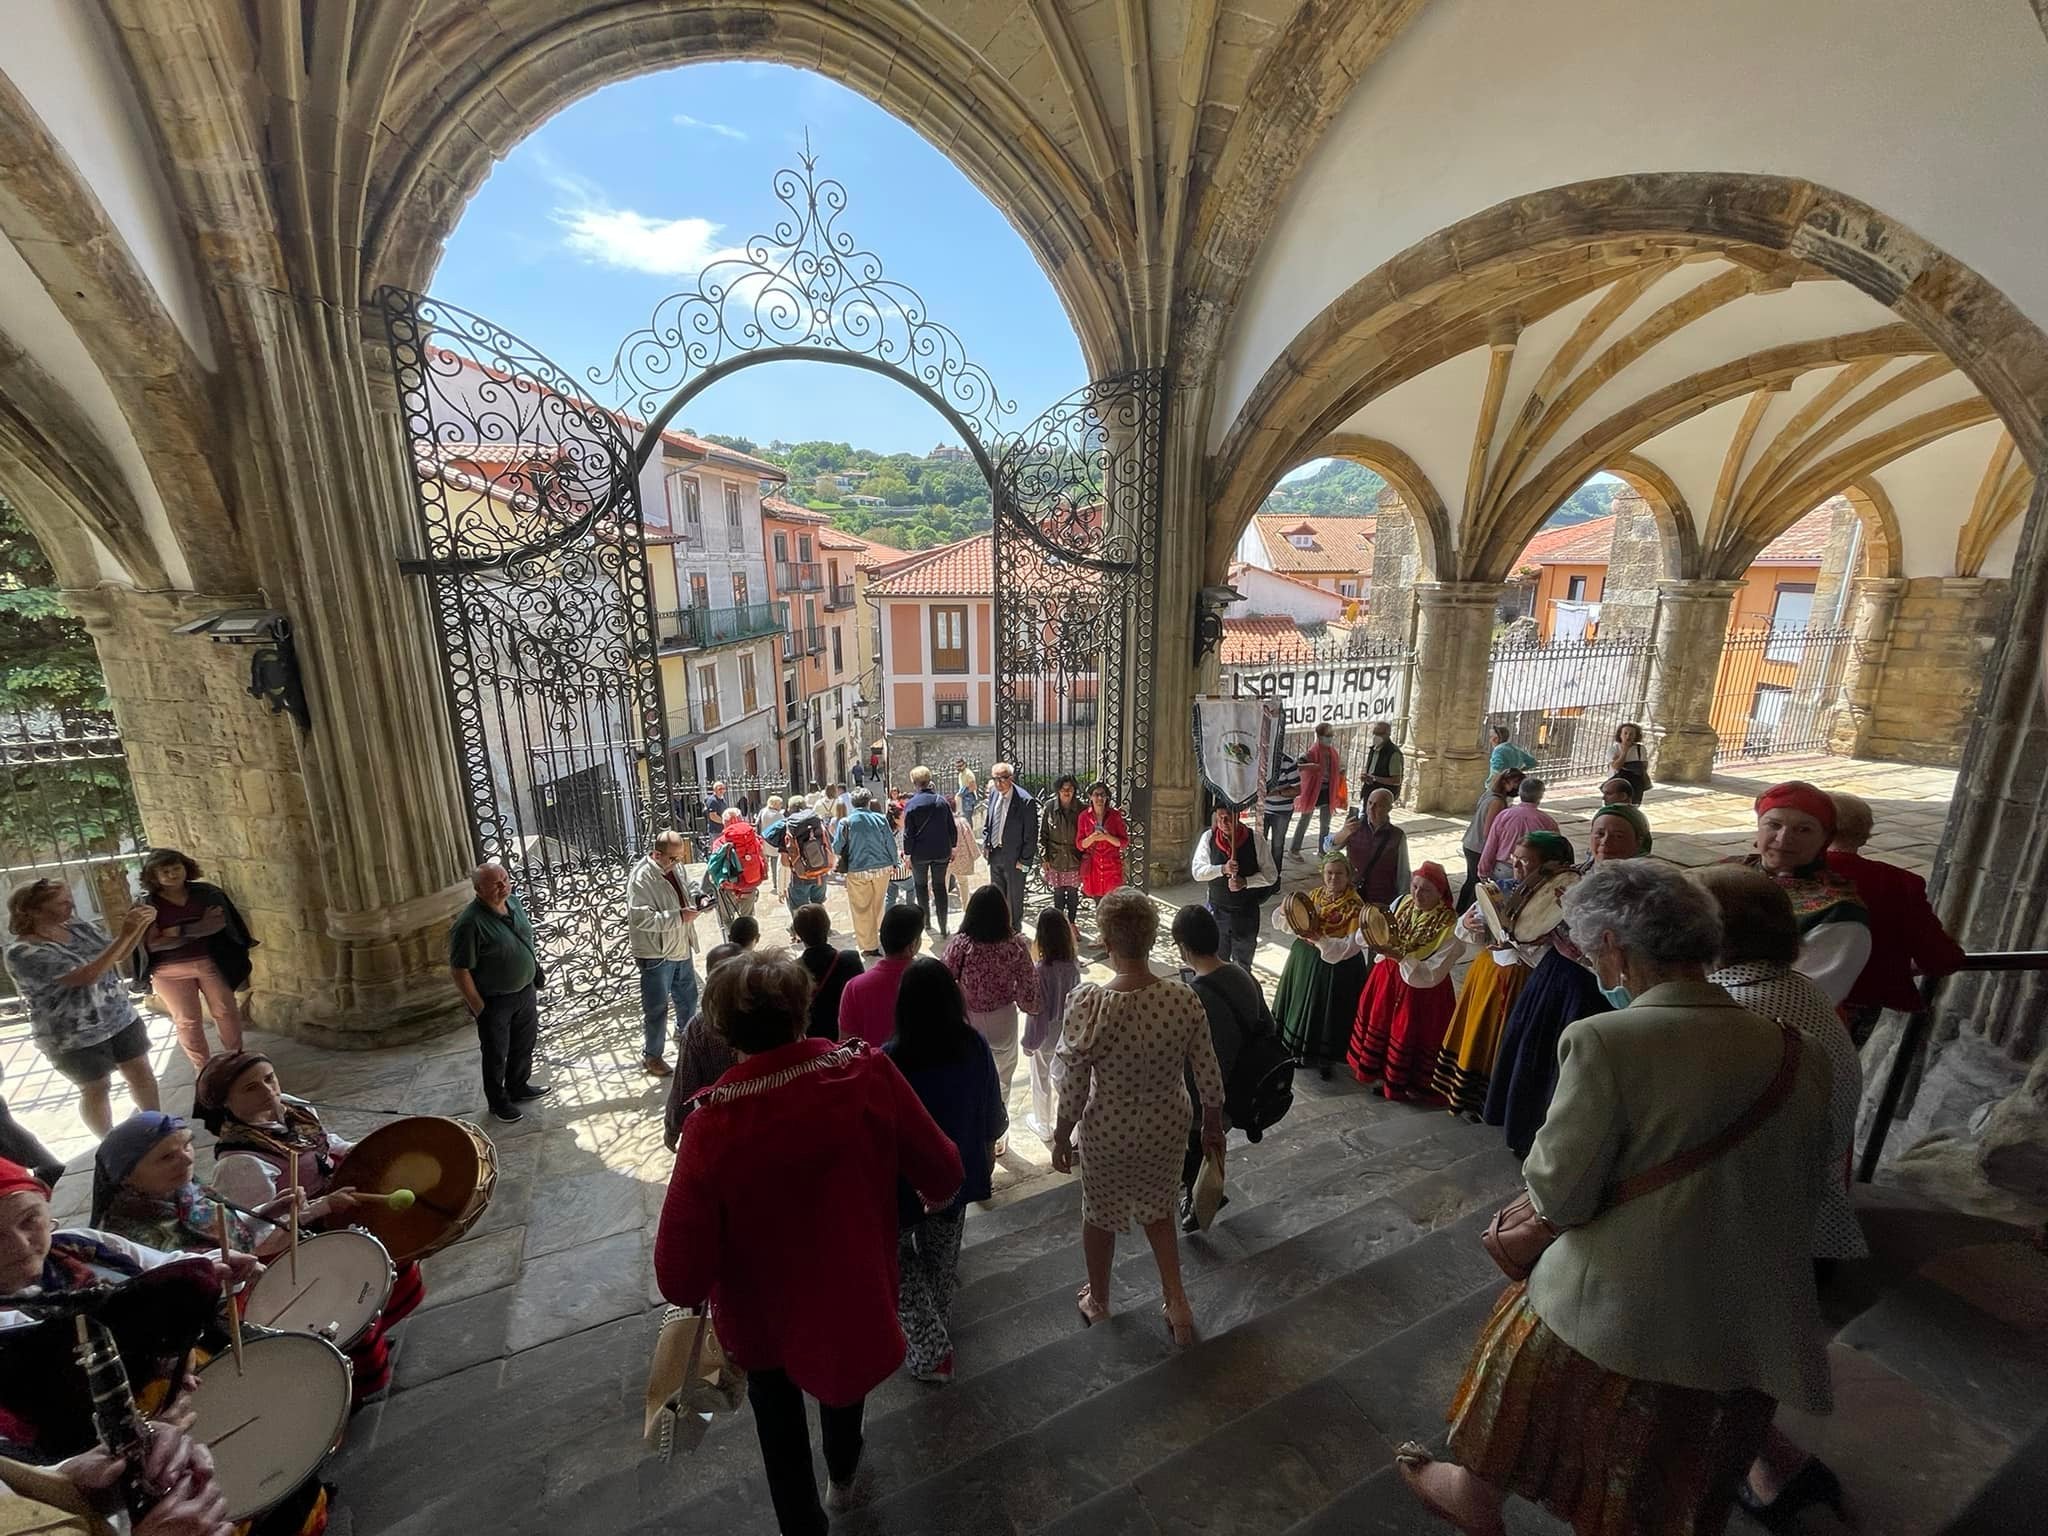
[1599,981,1632,1010]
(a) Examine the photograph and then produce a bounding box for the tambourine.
[1281,890,1319,940]
[1361,905,1393,950]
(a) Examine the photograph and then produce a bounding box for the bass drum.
[189,1332,352,1520]
[338,1116,498,1264]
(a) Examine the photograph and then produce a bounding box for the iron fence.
[1219,630,1415,785]
[0,704,148,1015]
[1710,623,1855,764]
[1486,629,1657,783]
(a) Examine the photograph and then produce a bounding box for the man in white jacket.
[626,829,703,1077]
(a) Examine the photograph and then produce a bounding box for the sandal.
[1162,1298,1196,1347]
[1393,1443,1506,1536]
[1075,1285,1109,1327]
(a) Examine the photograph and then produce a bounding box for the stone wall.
[883,727,996,786]
[1806,494,1864,625]
[1363,487,1418,646]
[1597,487,1663,635]
[1864,577,2009,767]
[68,585,469,1047]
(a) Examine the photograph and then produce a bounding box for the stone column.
[1862,577,2010,768]
[1824,576,1906,757]
[1364,488,1419,646]
[1594,487,1664,637]
[1643,579,1743,783]
[1145,387,1206,884]
[1402,582,1500,814]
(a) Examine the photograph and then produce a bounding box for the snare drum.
[338,1116,498,1263]
[190,1333,352,1520]
[244,1229,394,1349]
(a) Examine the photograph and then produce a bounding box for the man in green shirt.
[448,861,547,1123]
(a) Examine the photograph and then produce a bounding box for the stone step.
[800,1204,1517,1536]
[333,1088,1520,1536]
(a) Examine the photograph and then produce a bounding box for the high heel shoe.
[1735,1457,1846,1530]
[1162,1298,1196,1347]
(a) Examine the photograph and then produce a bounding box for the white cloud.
[553,205,749,277]
[673,113,748,141]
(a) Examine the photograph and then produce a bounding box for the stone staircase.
[324,1076,2048,1536]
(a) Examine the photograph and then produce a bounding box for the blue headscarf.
[90,1111,183,1227]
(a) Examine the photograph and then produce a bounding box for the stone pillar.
[1595,487,1663,636]
[1146,388,1206,885]
[1862,577,2010,767]
[1644,579,1743,783]
[69,586,337,1032]
[1364,487,1419,646]
[1824,576,1906,757]
[1806,494,1864,625]
[1402,582,1500,813]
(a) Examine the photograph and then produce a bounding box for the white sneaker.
[824,1460,872,1513]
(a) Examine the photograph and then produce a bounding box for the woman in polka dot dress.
[1051,888,1226,1346]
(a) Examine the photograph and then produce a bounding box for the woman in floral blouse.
[942,886,1038,1151]
[4,879,161,1137]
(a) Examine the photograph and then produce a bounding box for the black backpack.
[1226,1030,1297,1142]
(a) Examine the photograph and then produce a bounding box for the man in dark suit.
[981,761,1036,934]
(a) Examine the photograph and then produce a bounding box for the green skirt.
[1274,939,1367,1067]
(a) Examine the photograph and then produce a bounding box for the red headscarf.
[1415,861,1452,905]
[0,1157,50,1202]
[1754,780,1836,839]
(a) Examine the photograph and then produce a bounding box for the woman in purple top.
[942,887,1038,1149]
[836,904,926,1049]
[1021,909,1082,1139]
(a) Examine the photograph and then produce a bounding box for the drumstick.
[213,1205,245,1378]
[287,1154,300,1285]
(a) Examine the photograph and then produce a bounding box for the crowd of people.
[0,727,1976,1536]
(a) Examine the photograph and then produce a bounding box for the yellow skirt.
[1429,949,1530,1115]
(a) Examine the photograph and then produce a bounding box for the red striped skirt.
[1448,1283,1775,1536]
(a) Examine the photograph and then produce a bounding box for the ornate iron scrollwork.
[591,143,1016,462]
[377,288,671,1010]
[991,370,1167,886]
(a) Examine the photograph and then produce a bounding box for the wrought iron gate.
[377,145,1169,1014]
[376,292,671,1004]
[1710,623,1855,763]
[991,373,1167,885]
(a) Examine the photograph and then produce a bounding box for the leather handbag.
[1482,1024,1802,1281]
[643,1306,747,1460]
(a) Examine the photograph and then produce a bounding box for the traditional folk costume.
[1272,865,1367,1069]
[193,1052,424,1402]
[1483,808,1652,1156]
[1734,782,1871,1005]
[1077,804,1129,900]
[1429,834,1578,1118]
[90,1112,263,1256]
[1347,863,1459,1100]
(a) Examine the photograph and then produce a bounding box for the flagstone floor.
[0,756,1961,1531]
[3,754,1953,1223]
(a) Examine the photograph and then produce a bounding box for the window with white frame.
[723,483,744,537]
[1765,584,1816,663]
[698,664,721,730]
[936,699,968,727]
[930,605,968,673]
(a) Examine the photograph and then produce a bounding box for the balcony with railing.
[824,580,856,610]
[800,625,826,656]
[657,601,787,651]
[775,560,824,592]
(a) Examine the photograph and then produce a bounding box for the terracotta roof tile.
[1219,616,1322,666]
[867,534,994,597]
[1250,514,1374,576]
[1516,514,1616,568]
[1754,505,1833,564]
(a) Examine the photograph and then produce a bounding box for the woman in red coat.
[1077,780,1130,901]
[655,951,963,1535]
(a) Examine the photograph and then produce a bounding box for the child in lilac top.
[1020,910,1082,1138]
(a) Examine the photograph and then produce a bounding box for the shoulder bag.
[1482,1023,1801,1281]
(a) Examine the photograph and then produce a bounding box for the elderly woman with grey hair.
[1398,858,1834,1536]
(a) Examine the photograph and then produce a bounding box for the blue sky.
[433,63,1085,455]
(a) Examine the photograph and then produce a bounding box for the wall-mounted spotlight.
[1193,583,1244,666]
[172,609,312,731]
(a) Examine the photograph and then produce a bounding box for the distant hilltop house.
[1233,513,1374,603]
[928,443,973,463]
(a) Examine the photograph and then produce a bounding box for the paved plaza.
[0,756,1962,1532]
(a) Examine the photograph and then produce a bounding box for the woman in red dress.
[1348,862,1460,1101]
[1076,781,1129,905]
